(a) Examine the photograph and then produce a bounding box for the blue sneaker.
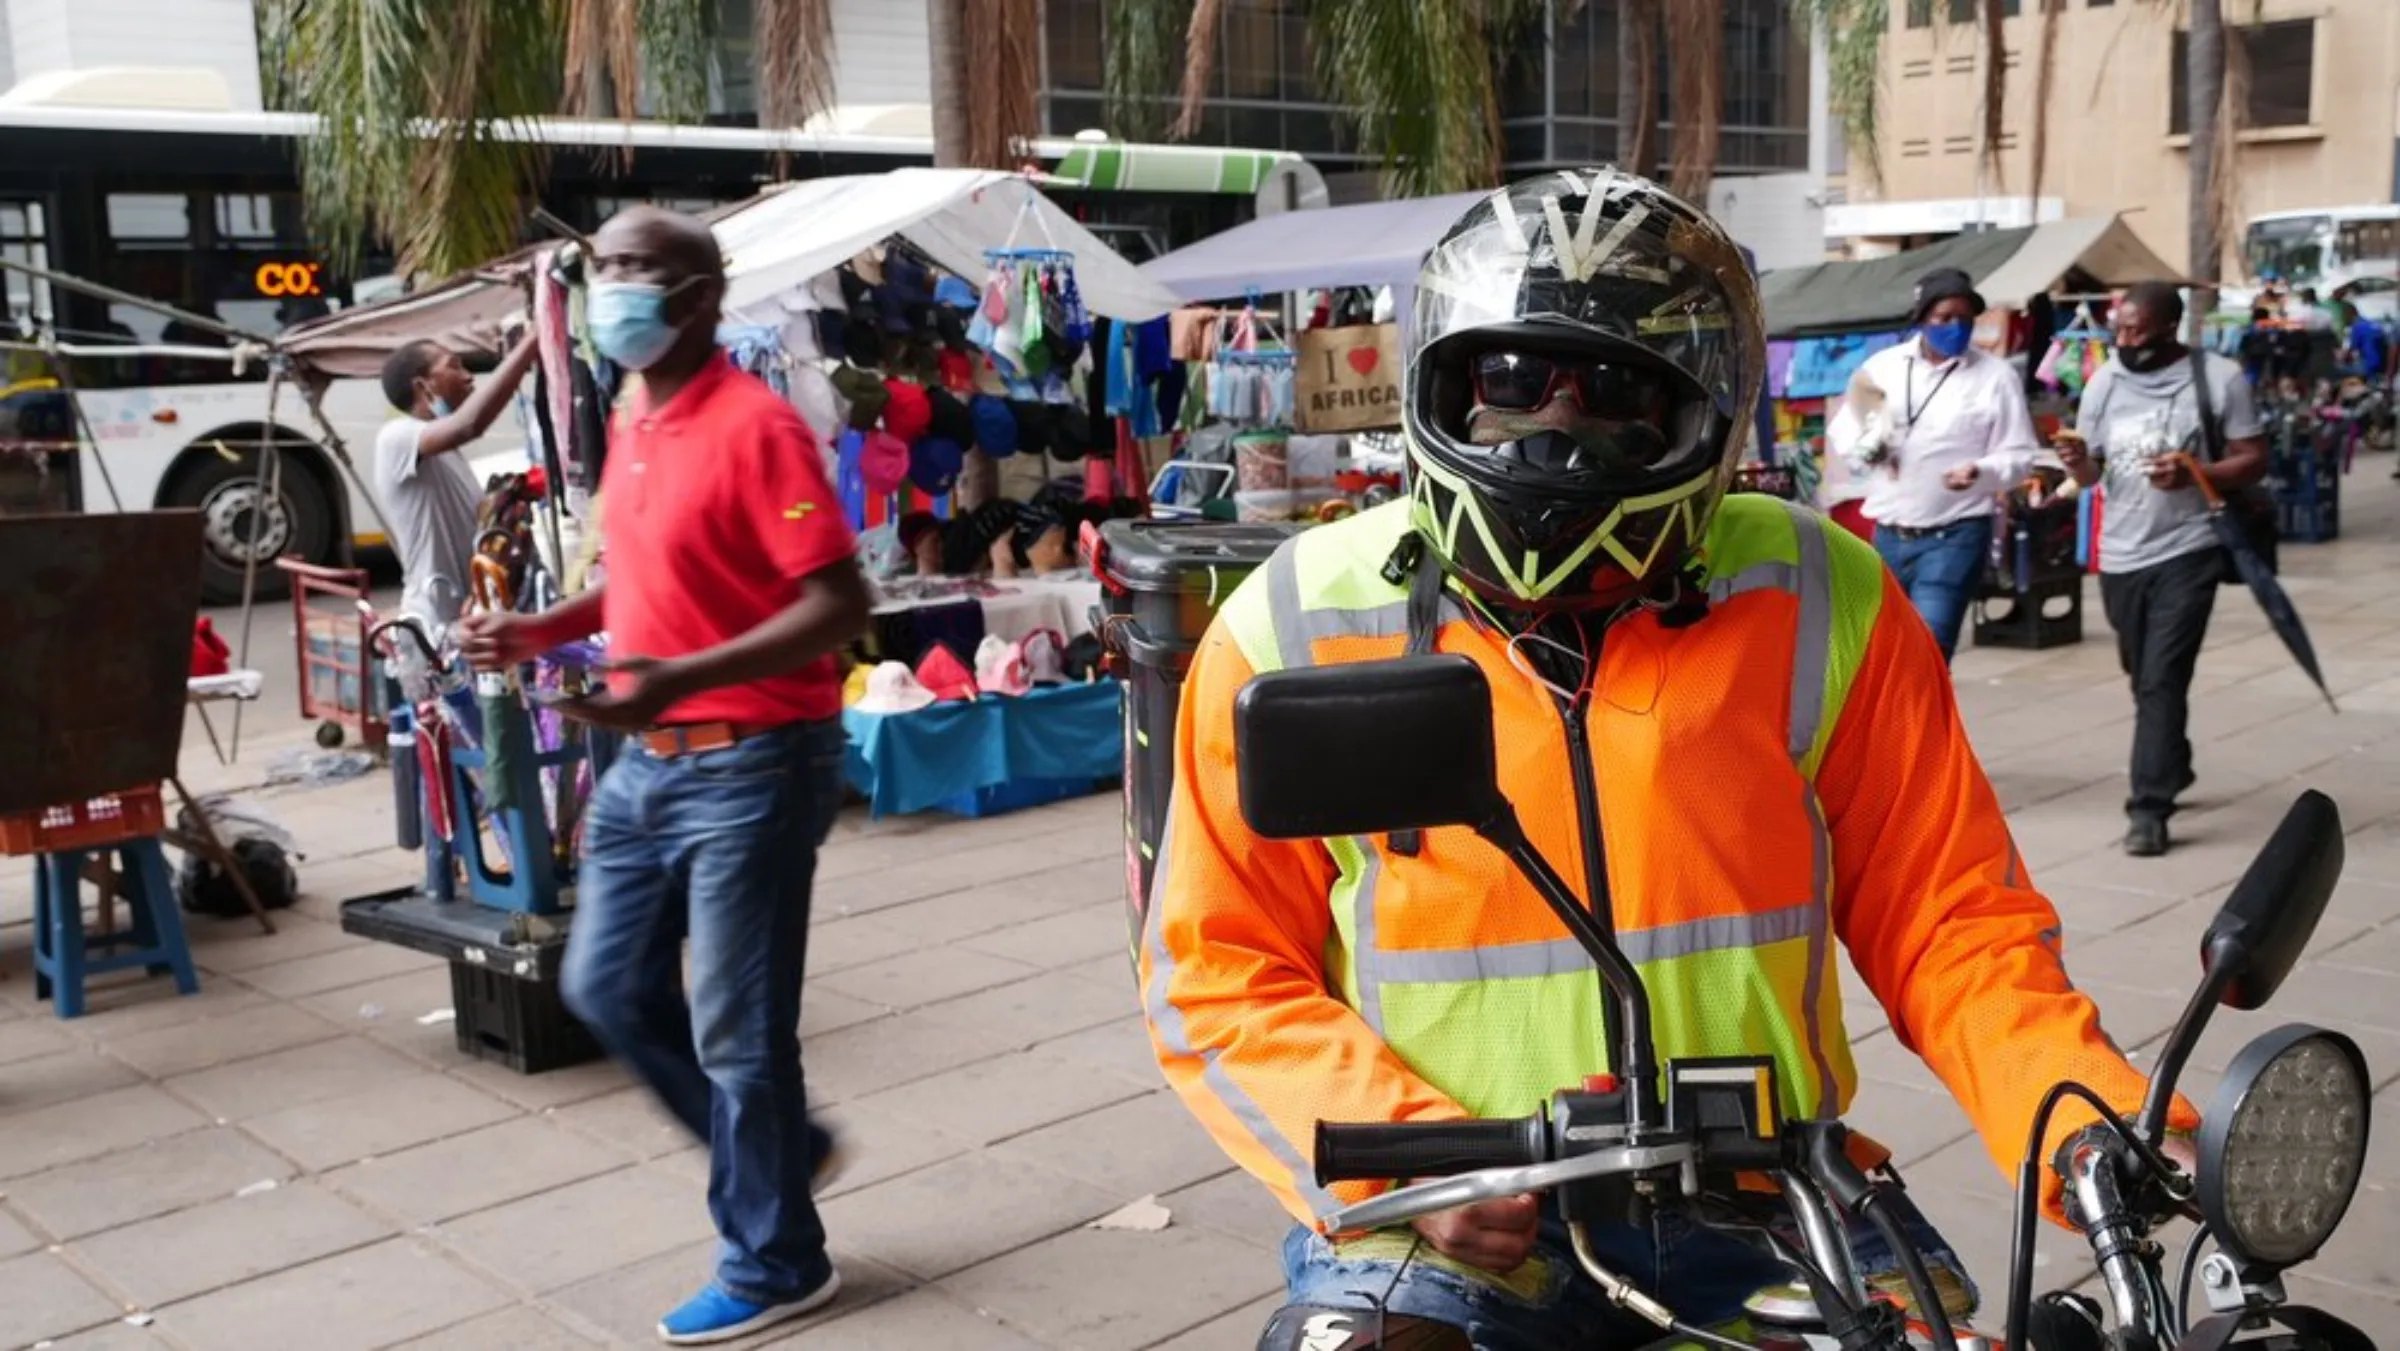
[656,1274,841,1345]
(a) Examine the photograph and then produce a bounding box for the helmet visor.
[1428,330,1718,484]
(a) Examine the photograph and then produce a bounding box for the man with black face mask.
[2055,282,2268,856]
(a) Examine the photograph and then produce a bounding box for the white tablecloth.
[871,575,1105,642]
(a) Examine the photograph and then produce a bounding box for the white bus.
[0,86,1298,602]
[2236,204,2400,319]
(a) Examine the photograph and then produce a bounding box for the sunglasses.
[1470,350,1670,424]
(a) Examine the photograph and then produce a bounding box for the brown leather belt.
[637,722,776,757]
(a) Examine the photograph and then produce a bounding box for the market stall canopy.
[279,168,1182,379]
[1139,190,1488,301]
[1760,216,2182,338]
[713,168,1181,323]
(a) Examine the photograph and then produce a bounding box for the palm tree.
[1665,0,1727,202]
[1615,0,1661,178]
[259,0,845,281]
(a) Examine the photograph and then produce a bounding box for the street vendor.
[458,204,869,1346]
[1825,267,2041,662]
[373,334,540,630]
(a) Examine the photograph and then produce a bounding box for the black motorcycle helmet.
[1405,169,1766,612]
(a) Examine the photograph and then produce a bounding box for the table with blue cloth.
[843,681,1124,818]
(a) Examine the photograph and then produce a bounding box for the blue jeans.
[1874,518,1993,662]
[1281,1192,1976,1351]
[562,719,848,1305]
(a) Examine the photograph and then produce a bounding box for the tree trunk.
[2187,0,2225,338]
[1616,0,1658,176]
[928,0,970,168]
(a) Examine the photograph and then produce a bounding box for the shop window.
[2171,18,2315,133]
[0,200,51,334]
[1046,0,1104,93]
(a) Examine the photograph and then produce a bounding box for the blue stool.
[32,838,200,1019]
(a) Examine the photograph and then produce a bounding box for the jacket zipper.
[1555,690,1626,1073]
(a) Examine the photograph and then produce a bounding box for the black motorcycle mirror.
[1234,653,1504,839]
[2138,790,2345,1145]
[1233,656,1663,1129]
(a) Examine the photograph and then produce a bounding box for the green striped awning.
[1050,143,1294,194]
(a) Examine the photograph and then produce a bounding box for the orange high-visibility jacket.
[1139,495,2192,1229]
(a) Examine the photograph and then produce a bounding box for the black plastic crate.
[1974,574,2084,651]
[339,888,599,1076]
[448,958,603,1075]
[2280,498,2339,543]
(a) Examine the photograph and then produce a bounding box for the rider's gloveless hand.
[1411,1194,1541,1273]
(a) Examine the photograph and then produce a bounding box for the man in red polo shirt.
[460,205,868,1345]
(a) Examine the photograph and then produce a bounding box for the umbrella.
[2174,453,2338,713]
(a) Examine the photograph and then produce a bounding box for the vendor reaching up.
[372,333,540,630]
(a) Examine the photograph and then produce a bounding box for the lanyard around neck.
[1904,354,1961,426]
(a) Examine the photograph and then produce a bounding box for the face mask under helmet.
[1404,169,1766,614]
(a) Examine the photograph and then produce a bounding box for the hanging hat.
[832,364,889,430]
[881,379,933,441]
[909,435,964,496]
[1016,628,1069,686]
[970,394,1018,458]
[914,643,978,702]
[1009,399,1053,456]
[859,430,910,494]
[974,635,1033,697]
[1053,402,1094,455]
[934,275,979,310]
[936,347,976,393]
[854,660,936,714]
[934,307,971,354]
[926,387,976,445]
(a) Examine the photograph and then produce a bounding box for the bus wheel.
[166,446,336,606]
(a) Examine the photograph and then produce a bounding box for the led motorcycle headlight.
[2199,1024,2372,1270]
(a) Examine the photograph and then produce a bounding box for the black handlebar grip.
[1313,1115,1548,1186]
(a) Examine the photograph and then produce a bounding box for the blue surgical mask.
[1921,319,1974,361]
[429,396,455,418]
[589,280,691,371]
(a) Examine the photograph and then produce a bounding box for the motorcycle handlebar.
[1313,1115,1548,1186]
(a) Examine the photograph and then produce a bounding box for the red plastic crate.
[0,785,165,856]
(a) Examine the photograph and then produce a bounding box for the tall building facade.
[1833,0,2400,273]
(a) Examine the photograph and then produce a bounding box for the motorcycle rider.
[1141,171,2195,1348]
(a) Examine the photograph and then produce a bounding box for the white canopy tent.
[716,168,1182,325]
[280,168,1182,378]
[1138,190,1487,308]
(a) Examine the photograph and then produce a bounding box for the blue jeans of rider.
[1874,518,1994,662]
[562,720,848,1306]
[1280,1193,1976,1351]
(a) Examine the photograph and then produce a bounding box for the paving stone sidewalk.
[4,486,2399,1350]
